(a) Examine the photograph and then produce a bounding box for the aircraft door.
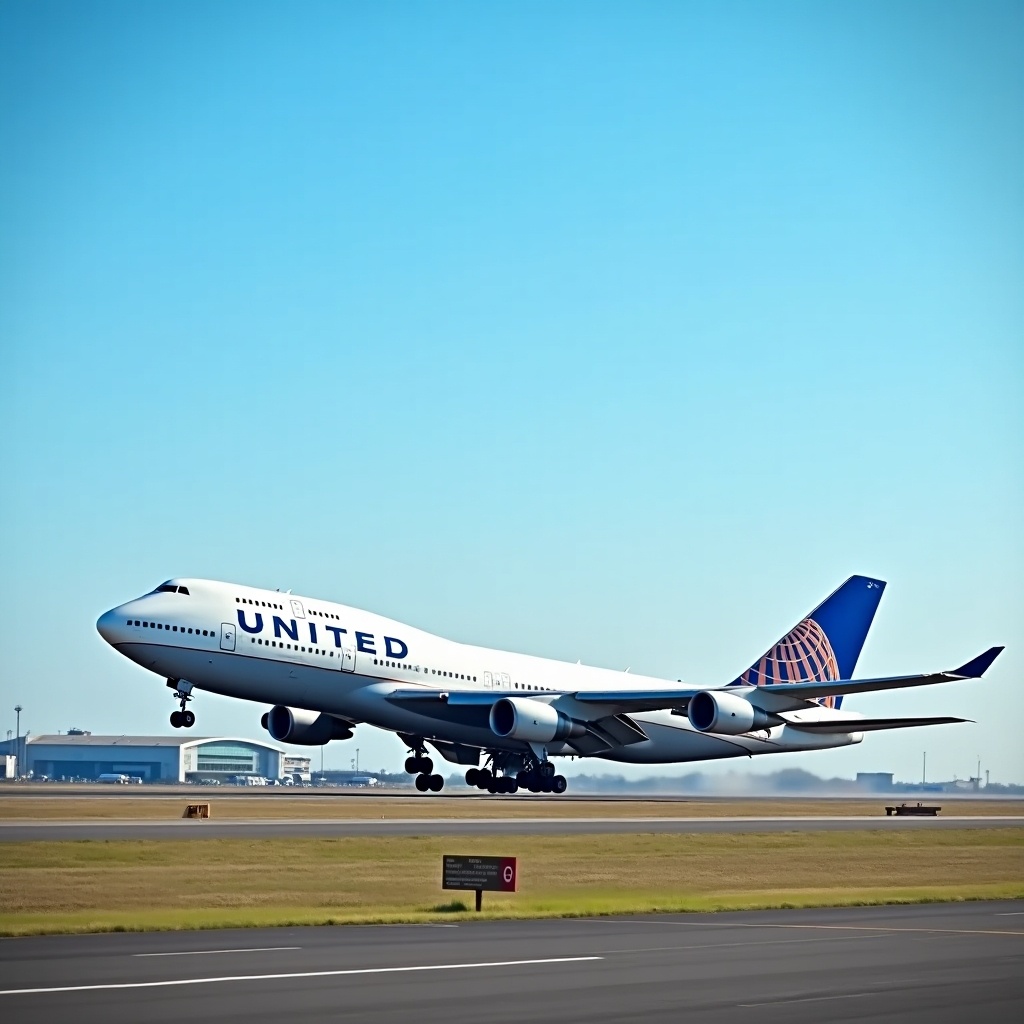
[340,641,356,673]
[290,599,305,619]
[483,672,493,689]
[220,622,236,652]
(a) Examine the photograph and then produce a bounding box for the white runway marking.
[0,956,604,996]
[739,992,875,1007]
[582,917,1024,937]
[134,946,302,957]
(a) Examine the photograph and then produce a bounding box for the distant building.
[856,772,895,792]
[283,754,312,784]
[0,734,283,783]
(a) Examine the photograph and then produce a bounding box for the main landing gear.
[405,746,444,793]
[465,755,567,795]
[167,679,195,729]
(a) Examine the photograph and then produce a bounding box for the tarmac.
[1,902,1021,1022]
[1,814,1021,841]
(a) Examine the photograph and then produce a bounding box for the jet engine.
[686,690,773,735]
[262,706,355,745]
[489,697,586,743]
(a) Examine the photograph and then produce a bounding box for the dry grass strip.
[1,794,1021,821]
[0,828,1020,935]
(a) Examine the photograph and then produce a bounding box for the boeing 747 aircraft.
[96,576,1002,794]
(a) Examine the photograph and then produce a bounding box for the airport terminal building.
[0,734,284,783]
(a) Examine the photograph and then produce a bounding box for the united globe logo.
[738,618,841,708]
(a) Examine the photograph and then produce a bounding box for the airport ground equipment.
[886,802,941,816]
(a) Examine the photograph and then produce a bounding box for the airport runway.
[1,814,1021,841]
[0,902,1020,1022]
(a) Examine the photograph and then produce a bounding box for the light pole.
[14,706,23,780]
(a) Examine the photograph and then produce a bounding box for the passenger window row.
[371,658,476,682]
[236,597,283,610]
[309,608,341,620]
[234,596,343,622]
[250,637,334,657]
[129,620,212,636]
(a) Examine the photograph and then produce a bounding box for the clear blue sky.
[1,1,1020,783]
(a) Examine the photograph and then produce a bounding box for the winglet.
[952,646,1004,678]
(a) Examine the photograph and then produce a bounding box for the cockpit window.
[153,583,190,595]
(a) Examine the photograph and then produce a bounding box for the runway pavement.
[1,902,1020,1022]
[1,814,1021,841]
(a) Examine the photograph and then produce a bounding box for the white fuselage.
[97,578,863,763]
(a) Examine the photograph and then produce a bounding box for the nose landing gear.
[167,679,195,729]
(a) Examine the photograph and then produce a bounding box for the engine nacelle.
[489,697,586,743]
[264,706,354,745]
[687,690,772,735]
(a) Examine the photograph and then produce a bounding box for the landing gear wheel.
[181,710,195,728]
[170,710,183,728]
[539,761,555,779]
[465,768,479,786]
[476,768,492,789]
[415,774,430,792]
[507,779,519,795]
[552,774,567,794]
[428,774,444,792]
[405,755,434,775]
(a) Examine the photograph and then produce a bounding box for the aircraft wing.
[754,646,1003,703]
[384,688,651,753]
[383,647,1001,738]
[784,716,970,733]
[569,646,1003,715]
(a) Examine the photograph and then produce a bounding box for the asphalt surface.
[1,814,1021,841]
[1,902,1021,1022]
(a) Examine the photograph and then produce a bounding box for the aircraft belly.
[121,644,323,709]
[595,717,763,764]
[124,644,511,745]
[119,645,861,760]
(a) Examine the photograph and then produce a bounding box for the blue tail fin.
[731,575,886,708]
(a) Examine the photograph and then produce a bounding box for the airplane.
[96,574,1003,795]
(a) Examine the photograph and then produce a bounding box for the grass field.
[1,793,1021,820]
[1,829,1020,936]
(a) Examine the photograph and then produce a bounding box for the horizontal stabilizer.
[786,716,970,734]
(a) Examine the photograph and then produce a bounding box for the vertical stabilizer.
[731,575,886,707]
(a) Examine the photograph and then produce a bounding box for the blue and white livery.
[96,575,1002,794]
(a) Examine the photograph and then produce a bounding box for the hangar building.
[1,734,284,783]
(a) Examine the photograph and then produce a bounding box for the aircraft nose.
[96,608,122,645]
